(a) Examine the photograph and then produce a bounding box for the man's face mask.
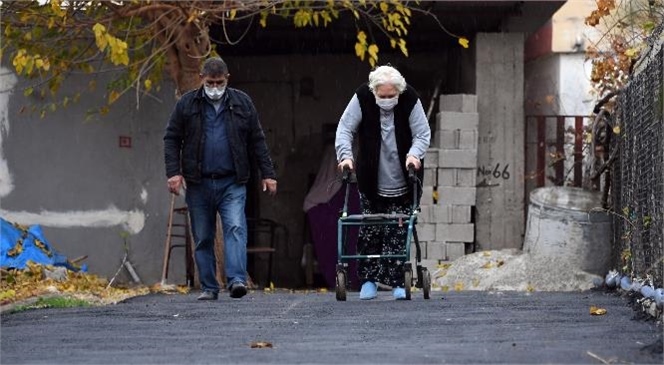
[202,76,228,100]
[204,85,226,100]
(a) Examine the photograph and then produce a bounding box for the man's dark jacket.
[164,86,276,184]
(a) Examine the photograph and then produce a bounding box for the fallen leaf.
[590,306,607,315]
[250,341,273,349]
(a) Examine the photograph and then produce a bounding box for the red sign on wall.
[119,136,132,148]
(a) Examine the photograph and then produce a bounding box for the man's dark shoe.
[229,282,247,298]
[197,291,218,300]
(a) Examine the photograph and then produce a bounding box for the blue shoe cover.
[392,287,406,300]
[359,281,377,300]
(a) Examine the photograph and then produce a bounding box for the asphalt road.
[1,289,662,364]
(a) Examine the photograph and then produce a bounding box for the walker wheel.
[404,269,412,300]
[422,268,431,300]
[335,270,347,301]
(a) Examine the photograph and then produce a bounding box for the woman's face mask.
[374,84,399,110]
[375,96,398,110]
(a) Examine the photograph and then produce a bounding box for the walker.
[335,165,431,301]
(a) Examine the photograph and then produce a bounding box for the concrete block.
[440,94,478,113]
[437,168,456,186]
[426,241,446,260]
[435,112,479,131]
[423,167,436,187]
[421,186,434,206]
[410,242,426,261]
[446,242,466,261]
[452,205,472,224]
[418,259,441,274]
[431,205,451,223]
[436,223,475,243]
[424,149,439,168]
[417,223,436,242]
[417,205,433,223]
[458,130,478,150]
[437,187,477,206]
[432,130,458,149]
[456,168,477,187]
[438,150,478,168]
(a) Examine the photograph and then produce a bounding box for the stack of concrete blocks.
[413,94,478,267]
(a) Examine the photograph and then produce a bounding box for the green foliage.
[10,296,90,313]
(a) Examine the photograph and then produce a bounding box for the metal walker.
[335,166,431,301]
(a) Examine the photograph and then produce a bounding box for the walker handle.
[407,164,417,183]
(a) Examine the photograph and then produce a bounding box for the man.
[335,65,430,300]
[164,57,277,300]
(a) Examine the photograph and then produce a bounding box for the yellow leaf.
[250,341,273,349]
[369,57,376,68]
[229,9,237,20]
[313,12,319,26]
[354,42,366,60]
[260,12,268,27]
[390,38,396,48]
[367,44,378,60]
[482,251,491,257]
[51,0,65,17]
[613,125,620,134]
[454,282,464,291]
[625,48,637,58]
[353,10,359,19]
[144,79,152,90]
[398,39,408,57]
[380,2,389,13]
[441,285,449,292]
[23,32,32,41]
[458,37,470,49]
[270,281,274,290]
[590,306,607,315]
[0,289,16,301]
[108,90,120,104]
[481,261,493,269]
[357,30,367,44]
[526,283,535,292]
[93,24,108,51]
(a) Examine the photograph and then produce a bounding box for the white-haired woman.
[335,65,431,300]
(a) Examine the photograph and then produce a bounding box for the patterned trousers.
[357,193,412,288]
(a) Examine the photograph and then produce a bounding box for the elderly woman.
[335,65,431,300]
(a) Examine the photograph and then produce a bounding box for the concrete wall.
[474,33,526,251]
[0,50,462,287]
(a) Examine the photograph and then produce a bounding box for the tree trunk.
[164,20,211,98]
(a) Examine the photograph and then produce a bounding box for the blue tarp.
[0,217,86,272]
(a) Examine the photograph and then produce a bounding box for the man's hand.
[262,178,277,196]
[167,175,185,195]
[405,155,421,170]
[338,159,354,172]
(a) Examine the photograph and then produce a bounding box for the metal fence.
[613,27,664,288]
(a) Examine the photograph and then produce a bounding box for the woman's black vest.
[355,83,424,200]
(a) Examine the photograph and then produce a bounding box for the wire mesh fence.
[613,24,664,288]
